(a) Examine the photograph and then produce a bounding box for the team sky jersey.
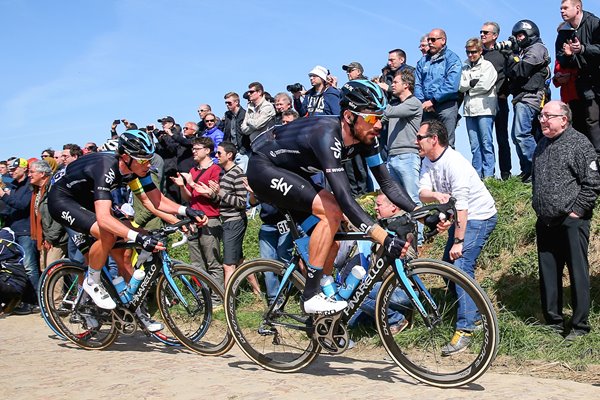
[251,116,416,233]
[50,152,156,209]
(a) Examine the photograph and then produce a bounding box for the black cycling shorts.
[48,188,98,237]
[247,153,323,218]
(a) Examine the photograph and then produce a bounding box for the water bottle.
[112,276,131,304]
[320,275,339,298]
[338,265,366,299]
[127,269,146,297]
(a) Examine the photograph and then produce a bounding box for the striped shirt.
[217,164,247,222]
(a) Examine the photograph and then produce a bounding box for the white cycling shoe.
[303,293,347,315]
[82,280,116,310]
[136,309,164,332]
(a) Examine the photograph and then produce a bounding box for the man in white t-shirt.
[417,119,497,356]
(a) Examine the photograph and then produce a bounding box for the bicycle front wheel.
[156,264,233,356]
[376,258,499,388]
[42,262,118,350]
[224,258,320,373]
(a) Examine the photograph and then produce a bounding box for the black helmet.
[511,19,540,49]
[339,79,387,113]
[118,129,155,160]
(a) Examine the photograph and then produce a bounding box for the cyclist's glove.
[383,235,408,260]
[135,233,162,252]
[185,207,206,222]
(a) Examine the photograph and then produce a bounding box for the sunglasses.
[225,101,234,105]
[427,37,443,43]
[480,30,493,35]
[466,50,479,55]
[204,119,216,123]
[131,156,151,165]
[416,134,433,141]
[350,110,383,125]
[183,127,194,130]
[41,154,50,158]
[247,90,257,94]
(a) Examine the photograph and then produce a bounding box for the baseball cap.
[157,116,175,124]
[308,65,328,82]
[342,62,364,73]
[10,158,28,170]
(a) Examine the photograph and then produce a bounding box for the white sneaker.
[136,309,164,333]
[303,293,347,315]
[82,280,116,310]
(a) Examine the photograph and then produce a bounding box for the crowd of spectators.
[0,1,598,340]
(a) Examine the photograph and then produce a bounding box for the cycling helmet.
[511,19,540,49]
[99,139,119,152]
[339,79,387,113]
[117,129,155,160]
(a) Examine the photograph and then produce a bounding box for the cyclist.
[247,80,419,314]
[48,130,207,313]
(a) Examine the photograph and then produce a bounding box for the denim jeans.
[259,224,293,304]
[348,281,411,328]
[16,235,40,296]
[387,153,423,244]
[511,102,538,176]
[466,115,496,178]
[443,214,497,331]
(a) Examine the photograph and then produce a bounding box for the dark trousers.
[536,216,591,333]
[584,96,600,156]
[495,97,511,176]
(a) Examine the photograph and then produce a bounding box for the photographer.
[504,19,550,183]
[154,116,182,202]
[292,65,340,117]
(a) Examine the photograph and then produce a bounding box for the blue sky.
[2,0,598,172]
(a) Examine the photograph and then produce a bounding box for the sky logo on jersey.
[104,168,116,185]
[61,211,75,226]
[330,138,342,159]
[270,177,293,196]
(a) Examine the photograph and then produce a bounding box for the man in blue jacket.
[0,158,39,314]
[414,28,462,147]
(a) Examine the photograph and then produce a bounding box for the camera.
[242,91,250,101]
[113,119,121,125]
[494,36,517,52]
[286,83,304,93]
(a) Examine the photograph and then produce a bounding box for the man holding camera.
[556,0,600,155]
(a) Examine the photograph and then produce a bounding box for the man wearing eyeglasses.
[82,142,98,155]
[532,100,600,341]
[240,82,276,161]
[222,92,249,171]
[414,28,462,147]
[247,80,423,314]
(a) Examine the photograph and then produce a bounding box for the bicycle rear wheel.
[42,262,118,350]
[224,259,320,372]
[38,259,76,339]
[376,258,499,388]
[156,264,233,356]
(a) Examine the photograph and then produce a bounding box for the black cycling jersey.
[247,116,416,234]
[48,152,156,235]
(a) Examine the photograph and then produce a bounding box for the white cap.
[308,65,328,82]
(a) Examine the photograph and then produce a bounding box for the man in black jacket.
[222,92,248,171]
[532,100,600,340]
[556,0,600,155]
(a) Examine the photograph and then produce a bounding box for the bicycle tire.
[42,262,119,350]
[224,258,321,372]
[38,259,77,339]
[375,258,499,388]
[156,264,233,356]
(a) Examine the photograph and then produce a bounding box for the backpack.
[0,228,28,298]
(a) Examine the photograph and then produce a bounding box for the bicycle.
[224,199,499,388]
[39,219,234,356]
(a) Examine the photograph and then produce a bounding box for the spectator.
[532,100,600,340]
[61,143,83,166]
[82,142,98,155]
[385,68,423,207]
[505,19,551,183]
[240,81,276,147]
[172,137,224,299]
[0,161,13,188]
[419,34,430,56]
[556,0,600,154]
[481,21,513,181]
[294,65,341,116]
[417,120,497,356]
[0,158,39,315]
[59,143,85,265]
[415,28,462,147]
[274,92,293,125]
[29,160,68,270]
[196,104,212,132]
[155,116,182,202]
[281,109,299,125]
[201,113,224,163]
[378,49,414,105]
[222,92,249,170]
[342,61,366,81]
[40,148,54,159]
[459,37,498,179]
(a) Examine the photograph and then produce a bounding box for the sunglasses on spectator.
[416,134,434,141]
[480,30,493,35]
[247,90,257,94]
[225,101,234,105]
[183,127,194,130]
[350,110,383,125]
[427,37,443,43]
[466,50,479,55]
[41,153,50,158]
[204,119,216,123]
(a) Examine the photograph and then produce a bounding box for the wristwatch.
[454,238,465,244]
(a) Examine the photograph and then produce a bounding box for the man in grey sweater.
[532,100,600,340]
